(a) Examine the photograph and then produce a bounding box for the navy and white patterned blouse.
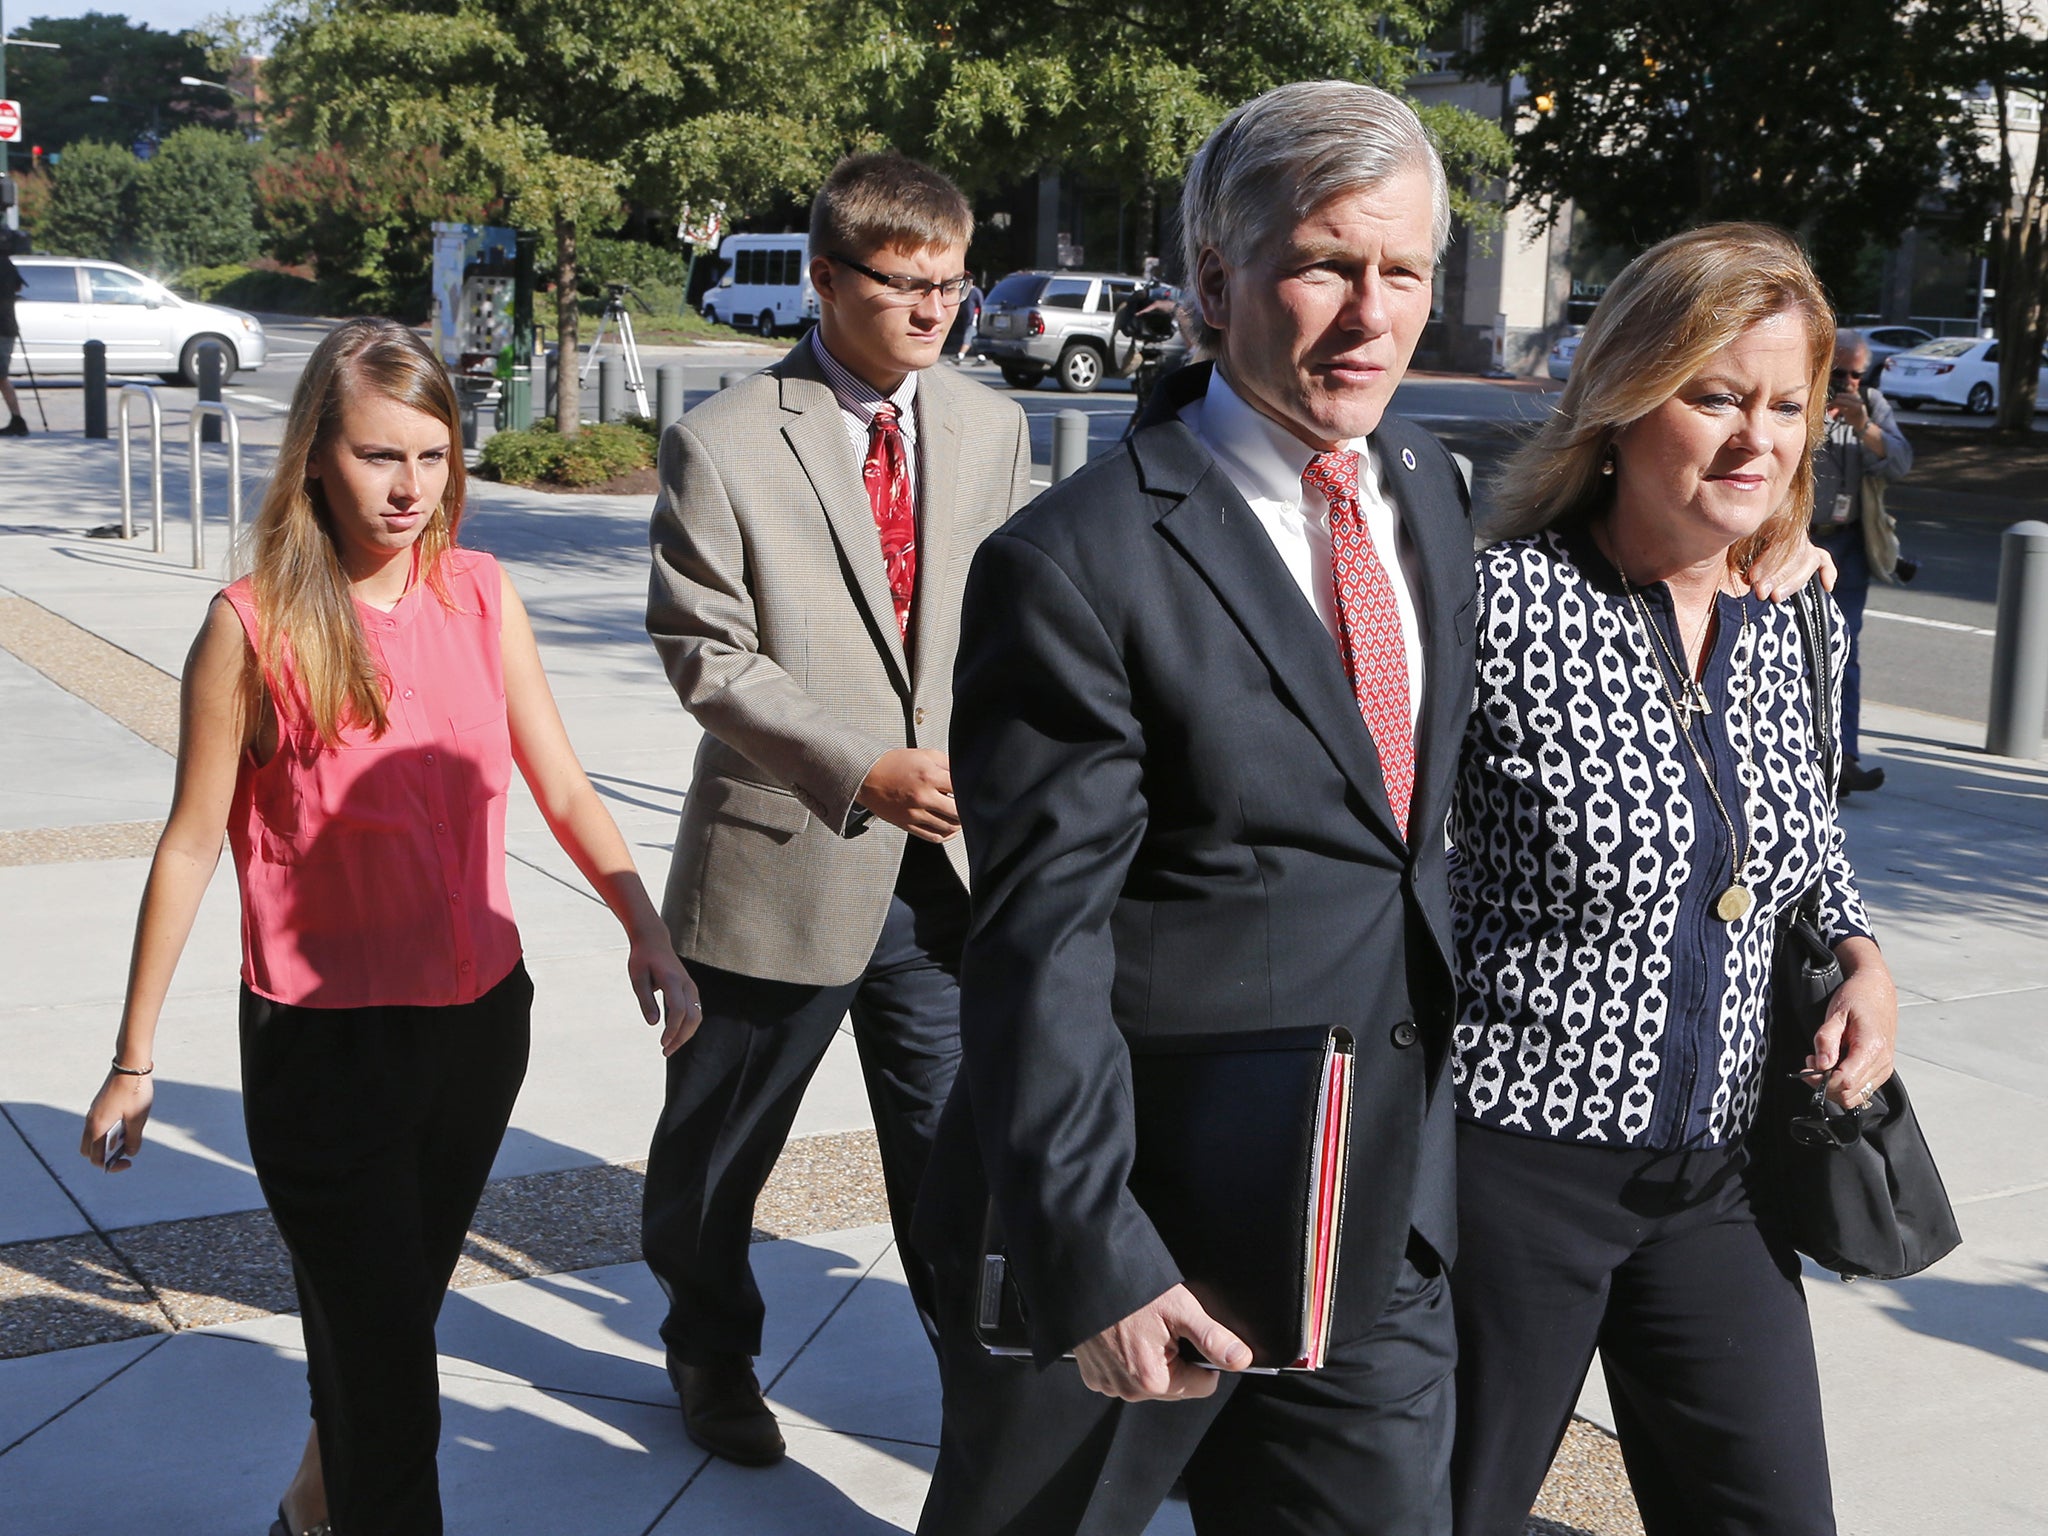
[1449,524,1874,1151]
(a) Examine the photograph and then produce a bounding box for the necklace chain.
[1619,572,1759,919]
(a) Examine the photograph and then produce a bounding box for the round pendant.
[1715,884,1755,922]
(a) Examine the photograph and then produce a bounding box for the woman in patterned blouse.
[1447,225,1899,1536]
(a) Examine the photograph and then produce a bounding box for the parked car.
[1856,324,1934,369]
[1547,329,1582,381]
[1880,336,2048,415]
[10,257,267,383]
[970,269,1148,392]
[701,233,816,337]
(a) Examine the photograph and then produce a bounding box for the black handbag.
[1757,580,1960,1281]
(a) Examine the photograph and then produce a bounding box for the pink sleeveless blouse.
[219,549,521,1008]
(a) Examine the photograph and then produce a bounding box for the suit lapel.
[778,359,911,692]
[1375,416,1475,856]
[908,371,961,692]
[1145,424,1408,857]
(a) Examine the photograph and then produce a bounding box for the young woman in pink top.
[79,318,700,1536]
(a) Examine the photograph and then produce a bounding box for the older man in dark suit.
[914,81,1478,1535]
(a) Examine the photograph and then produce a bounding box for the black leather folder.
[977,1023,1354,1372]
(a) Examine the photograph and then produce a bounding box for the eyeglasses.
[1787,1067,1868,1149]
[828,252,973,305]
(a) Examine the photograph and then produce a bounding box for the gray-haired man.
[914,80,1472,1535]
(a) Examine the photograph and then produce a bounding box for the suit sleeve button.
[915,706,927,726]
[1391,1021,1420,1049]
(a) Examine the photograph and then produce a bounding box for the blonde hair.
[244,317,466,745]
[1489,222,1836,576]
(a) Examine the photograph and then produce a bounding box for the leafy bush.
[477,421,654,488]
[577,237,689,296]
[132,127,260,269]
[171,262,330,314]
[37,140,142,259]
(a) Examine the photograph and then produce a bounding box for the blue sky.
[4,1,267,37]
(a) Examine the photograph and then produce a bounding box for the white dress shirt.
[809,328,920,507]
[1180,367,1427,726]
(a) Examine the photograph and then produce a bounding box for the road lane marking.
[226,391,289,413]
[1864,608,1995,637]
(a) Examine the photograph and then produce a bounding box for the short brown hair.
[808,151,972,260]
[1489,222,1836,578]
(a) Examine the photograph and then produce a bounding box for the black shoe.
[1840,760,1886,794]
[672,1356,785,1466]
[1,416,27,436]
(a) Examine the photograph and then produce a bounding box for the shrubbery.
[36,128,258,269]
[476,419,656,488]
[171,262,330,314]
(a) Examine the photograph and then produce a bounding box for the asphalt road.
[16,319,2042,735]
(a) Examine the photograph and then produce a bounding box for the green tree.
[874,0,1510,258]
[1459,0,2007,293]
[131,126,260,269]
[262,0,870,432]
[4,13,237,156]
[37,139,142,259]
[1962,4,2048,432]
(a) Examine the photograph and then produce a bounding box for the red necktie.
[863,402,916,638]
[1304,449,1414,838]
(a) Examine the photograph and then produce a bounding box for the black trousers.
[240,960,533,1536]
[918,1236,1456,1536]
[1451,1120,1836,1536]
[642,837,966,1364]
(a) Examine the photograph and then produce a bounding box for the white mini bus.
[702,234,816,337]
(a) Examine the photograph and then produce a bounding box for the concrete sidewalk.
[2,436,2045,1535]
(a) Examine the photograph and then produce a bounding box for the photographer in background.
[1,230,30,437]
[1113,275,1181,430]
[1813,328,1912,794]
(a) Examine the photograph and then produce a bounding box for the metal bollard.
[657,363,686,431]
[1052,408,1090,482]
[117,384,165,550]
[84,341,109,439]
[598,358,624,423]
[188,401,242,570]
[1986,520,2048,759]
[196,340,225,445]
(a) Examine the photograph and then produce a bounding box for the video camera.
[1115,279,1179,345]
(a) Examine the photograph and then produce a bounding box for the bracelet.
[109,1059,153,1077]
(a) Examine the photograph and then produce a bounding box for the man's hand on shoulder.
[857,748,960,841]
[1072,1284,1253,1402]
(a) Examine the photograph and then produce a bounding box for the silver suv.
[971,269,1144,392]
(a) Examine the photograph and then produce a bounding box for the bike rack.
[117,384,165,551]
[188,401,242,571]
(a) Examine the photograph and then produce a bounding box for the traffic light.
[29,145,42,169]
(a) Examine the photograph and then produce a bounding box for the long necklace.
[1619,573,1759,923]
[1636,588,1716,728]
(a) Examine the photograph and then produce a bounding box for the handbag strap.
[1790,574,1839,800]
[1786,574,1837,928]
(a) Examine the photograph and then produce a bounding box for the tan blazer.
[647,344,1034,985]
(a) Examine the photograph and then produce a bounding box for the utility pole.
[0,0,62,234]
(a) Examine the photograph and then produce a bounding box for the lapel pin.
[1400,447,1417,471]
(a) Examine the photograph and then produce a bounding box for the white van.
[702,234,816,337]
[11,257,268,382]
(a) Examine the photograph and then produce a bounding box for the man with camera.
[1813,328,1913,793]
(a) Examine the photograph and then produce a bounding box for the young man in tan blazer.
[641,151,1033,1466]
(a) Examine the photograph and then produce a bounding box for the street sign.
[0,102,21,144]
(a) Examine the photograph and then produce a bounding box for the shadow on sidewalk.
[1865,1260,2048,1374]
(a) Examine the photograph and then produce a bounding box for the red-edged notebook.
[977,1024,1356,1372]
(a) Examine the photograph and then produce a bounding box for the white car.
[1547,330,1581,381]
[1880,336,2047,415]
[1856,324,1934,369]
[10,256,268,384]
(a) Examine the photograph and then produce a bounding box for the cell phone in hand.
[101,1121,126,1169]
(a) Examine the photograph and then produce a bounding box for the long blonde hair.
[245,318,466,745]
[1490,223,1836,576]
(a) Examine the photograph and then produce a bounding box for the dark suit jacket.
[915,362,1477,1363]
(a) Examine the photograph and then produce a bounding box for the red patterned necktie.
[1304,449,1414,838]
[863,402,916,638]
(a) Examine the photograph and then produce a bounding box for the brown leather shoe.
[673,1357,785,1466]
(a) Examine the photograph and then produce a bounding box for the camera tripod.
[581,283,651,417]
